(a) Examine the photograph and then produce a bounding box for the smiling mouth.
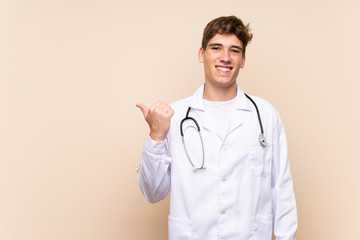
[215,65,233,72]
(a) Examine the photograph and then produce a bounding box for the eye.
[210,47,220,50]
[231,49,241,53]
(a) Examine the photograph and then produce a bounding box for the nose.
[219,50,231,63]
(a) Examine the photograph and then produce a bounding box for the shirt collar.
[189,84,252,111]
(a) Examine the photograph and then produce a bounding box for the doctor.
[136,16,297,240]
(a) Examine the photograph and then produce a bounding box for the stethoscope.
[180,94,266,171]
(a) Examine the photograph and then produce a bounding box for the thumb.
[136,103,148,118]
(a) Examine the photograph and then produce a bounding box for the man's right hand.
[136,102,174,142]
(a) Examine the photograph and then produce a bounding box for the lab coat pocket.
[252,215,273,240]
[249,145,272,177]
[168,216,194,240]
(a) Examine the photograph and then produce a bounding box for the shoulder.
[246,95,276,110]
[169,96,192,119]
[170,96,192,109]
[246,94,280,122]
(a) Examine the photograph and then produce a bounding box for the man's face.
[199,33,245,90]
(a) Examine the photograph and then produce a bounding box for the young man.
[136,16,297,240]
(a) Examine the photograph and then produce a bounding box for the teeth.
[216,67,230,72]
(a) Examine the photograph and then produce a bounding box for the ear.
[198,47,204,63]
[240,54,246,69]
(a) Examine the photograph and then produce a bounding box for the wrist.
[149,132,166,142]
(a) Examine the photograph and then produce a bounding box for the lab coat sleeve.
[136,135,171,203]
[272,113,298,240]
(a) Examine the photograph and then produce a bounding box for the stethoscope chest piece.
[259,134,266,147]
[181,93,267,171]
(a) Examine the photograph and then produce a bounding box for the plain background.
[1,0,359,239]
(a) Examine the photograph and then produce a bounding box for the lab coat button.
[221,177,227,182]
[220,209,226,215]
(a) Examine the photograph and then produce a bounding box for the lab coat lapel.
[188,84,252,136]
[188,85,213,132]
[226,86,252,135]
[228,109,244,134]
[188,109,222,138]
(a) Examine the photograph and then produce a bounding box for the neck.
[203,83,237,101]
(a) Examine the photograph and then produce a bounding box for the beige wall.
[1,0,359,239]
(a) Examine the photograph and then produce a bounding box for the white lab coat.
[137,84,297,240]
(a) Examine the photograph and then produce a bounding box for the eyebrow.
[208,43,243,51]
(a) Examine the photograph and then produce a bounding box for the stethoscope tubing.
[244,94,264,135]
[180,93,266,170]
[180,107,206,170]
